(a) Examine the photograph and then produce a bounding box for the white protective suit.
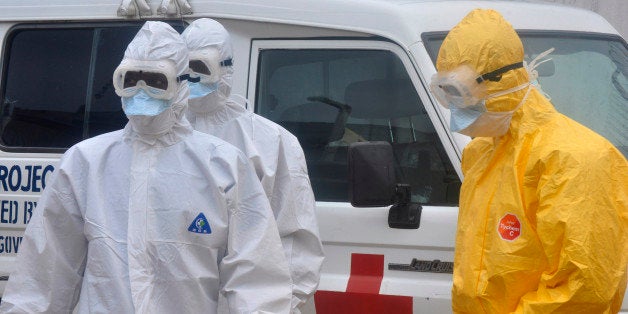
[182,19,324,312]
[0,21,292,314]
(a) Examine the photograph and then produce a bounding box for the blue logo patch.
[188,213,212,234]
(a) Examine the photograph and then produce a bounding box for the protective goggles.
[113,59,189,100]
[188,49,233,84]
[430,62,523,109]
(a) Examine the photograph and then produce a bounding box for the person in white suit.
[0,21,292,314]
[182,18,325,313]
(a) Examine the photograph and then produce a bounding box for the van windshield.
[424,32,628,157]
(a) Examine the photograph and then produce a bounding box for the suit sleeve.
[272,134,324,312]
[515,147,628,313]
[219,151,292,313]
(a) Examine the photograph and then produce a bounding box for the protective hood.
[182,18,234,115]
[436,9,529,113]
[121,21,192,145]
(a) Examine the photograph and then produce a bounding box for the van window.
[424,33,628,157]
[0,23,185,150]
[256,49,460,205]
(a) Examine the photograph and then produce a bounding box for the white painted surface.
[538,0,627,38]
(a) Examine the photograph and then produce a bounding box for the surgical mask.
[187,72,233,114]
[122,90,170,116]
[188,81,218,99]
[450,102,486,132]
[454,85,532,137]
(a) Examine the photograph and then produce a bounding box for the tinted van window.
[1,22,185,150]
[256,48,460,204]
[2,29,92,148]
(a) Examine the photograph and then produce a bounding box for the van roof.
[0,0,618,48]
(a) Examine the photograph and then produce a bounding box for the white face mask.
[187,72,232,114]
[453,84,532,137]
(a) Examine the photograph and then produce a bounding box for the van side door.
[248,39,461,313]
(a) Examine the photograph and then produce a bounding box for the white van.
[0,0,626,313]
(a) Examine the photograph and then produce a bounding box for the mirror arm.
[388,184,421,229]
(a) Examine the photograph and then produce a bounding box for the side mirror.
[348,141,421,229]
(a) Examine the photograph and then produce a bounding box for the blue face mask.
[449,102,486,132]
[122,90,170,116]
[188,81,218,99]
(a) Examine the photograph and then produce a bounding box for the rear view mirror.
[348,141,395,207]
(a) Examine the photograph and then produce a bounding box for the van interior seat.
[277,101,347,200]
[274,77,457,203]
[345,78,453,204]
[278,101,342,153]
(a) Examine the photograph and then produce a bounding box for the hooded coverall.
[0,21,292,313]
[182,18,325,313]
[436,9,628,314]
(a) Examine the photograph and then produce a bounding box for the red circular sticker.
[498,213,521,241]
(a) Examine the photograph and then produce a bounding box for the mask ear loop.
[525,47,555,100]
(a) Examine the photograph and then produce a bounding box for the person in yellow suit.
[430,9,628,313]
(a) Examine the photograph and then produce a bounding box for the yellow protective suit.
[436,9,628,314]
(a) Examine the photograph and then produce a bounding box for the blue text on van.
[0,165,54,193]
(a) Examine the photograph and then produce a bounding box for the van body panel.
[0,155,59,297]
[0,1,619,40]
